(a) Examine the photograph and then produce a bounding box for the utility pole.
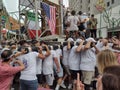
[18,0,21,40]
[60,0,64,35]
[35,0,39,40]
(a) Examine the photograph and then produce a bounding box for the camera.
[17,46,30,54]
[32,46,39,52]
[83,41,87,45]
[53,45,59,50]
[63,42,68,47]
[42,46,47,51]
[90,42,97,48]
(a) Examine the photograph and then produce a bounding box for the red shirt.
[0,61,22,90]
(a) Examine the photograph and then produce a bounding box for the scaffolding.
[19,0,63,40]
[19,0,42,40]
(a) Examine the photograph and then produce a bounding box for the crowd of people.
[0,10,120,90]
[0,33,120,90]
[63,10,97,39]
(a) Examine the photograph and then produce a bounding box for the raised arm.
[76,40,84,52]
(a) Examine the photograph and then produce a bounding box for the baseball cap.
[76,39,83,43]
[1,48,14,61]
[67,38,74,42]
[86,37,96,42]
[0,48,10,54]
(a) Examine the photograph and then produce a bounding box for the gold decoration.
[95,0,106,12]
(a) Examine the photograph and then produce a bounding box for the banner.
[28,20,41,39]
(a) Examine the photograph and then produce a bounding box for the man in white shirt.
[17,44,50,90]
[42,45,60,89]
[53,45,65,90]
[67,10,80,38]
[68,38,84,89]
[32,40,44,88]
[32,46,44,88]
[62,38,74,89]
[80,37,99,90]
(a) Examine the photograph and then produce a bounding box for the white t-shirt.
[80,15,88,28]
[96,41,104,51]
[43,50,56,75]
[62,46,70,66]
[68,46,81,70]
[80,46,96,71]
[67,15,79,31]
[96,41,113,51]
[17,52,39,80]
[36,58,42,74]
[54,49,62,69]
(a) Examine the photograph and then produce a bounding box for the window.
[81,5,82,9]
[111,0,115,4]
[107,2,110,7]
[88,7,90,11]
[88,0,90,3]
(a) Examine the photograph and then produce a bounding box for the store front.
[107,26,120,39]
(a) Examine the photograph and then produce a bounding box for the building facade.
[69,0,120,14]
[69,0,120,38]
[69,0,99,14]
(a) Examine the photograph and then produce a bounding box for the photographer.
[0,49,25,90]
[80,37,99,90]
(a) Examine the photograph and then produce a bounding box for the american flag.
[41,2,56,34]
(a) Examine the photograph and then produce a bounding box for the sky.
[3,0,69,13]
[63,0,69,7]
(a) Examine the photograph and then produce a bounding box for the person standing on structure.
[89,14,98,38]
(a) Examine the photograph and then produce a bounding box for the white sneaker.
[55,87,59,90]
[55,85,60,90]
[60,83,66,88]
[68,84,72,89]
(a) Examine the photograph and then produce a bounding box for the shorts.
[36,74,43,84]
[54,67,64,78]
[45,74,54,86]
[78,23,85,31]
[63,65,71,76]
[70,70,81,80]
[81,70,94,85]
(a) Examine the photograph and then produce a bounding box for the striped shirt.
[0,61,22,90]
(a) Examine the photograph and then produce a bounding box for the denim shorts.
[20,79,38,90]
